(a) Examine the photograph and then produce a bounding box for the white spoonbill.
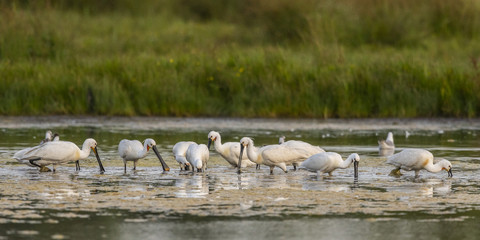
[278,136,285,144]
[207,131,256,168]
[239,137,312,174]
[13,138,105,172]
[280,139,325,170]
[186,143,209,172]
[300,152,360,178]
[173,141,196,170]
[48,133,81,171]
[118,138,169,173]
[15,132,61,170]
[378,132,394,150]
[386,149,452,178]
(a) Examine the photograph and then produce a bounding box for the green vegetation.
[1,0,480,117]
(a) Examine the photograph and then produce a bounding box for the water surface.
[1,117,480,239]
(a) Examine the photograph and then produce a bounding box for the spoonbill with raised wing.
[378,132,394,150]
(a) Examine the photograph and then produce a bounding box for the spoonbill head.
[13,138,104,172]
[186,143,209,172]
[300,152,360,178]
[173,141,195,170]
[118,138,169,173]
[386,148,452,178]
[207,131,256,168]
[83,138,105,173]
[207,131,220,150]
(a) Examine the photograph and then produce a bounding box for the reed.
[1,0,479,117]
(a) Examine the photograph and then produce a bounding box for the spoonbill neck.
[138,142,150,158]
[424,162,444,173]
[80,144,93,159]
[245,142,260,164]
[339,156,354,169]
[213,136,223,151]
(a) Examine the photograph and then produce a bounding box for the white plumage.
[207,131,256,168]
[378,132,395,150]
[239,137,314,174]
[300,152,359,178]
[13,138,104,172]
[173,141,196,170]
[118,138,169,173]
[281,140,324,154]
[186,143,209,172]
[386,148,452,177]
[15,131,62,169]
[280,138,325,170]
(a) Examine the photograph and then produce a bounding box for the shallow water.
[1,117,480,239]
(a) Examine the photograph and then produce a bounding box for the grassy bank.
[1,0,480,117]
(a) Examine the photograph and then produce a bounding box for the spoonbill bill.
[378,132,394,150]
[118,138,170,173]
[172,141,196,170]
[13,138,105,172]
[186,143,209,172]
[386,149,452,178]
[300,152,360,178]
[207,131,256,168]
[239,137,312,174]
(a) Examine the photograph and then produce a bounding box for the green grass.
[1,0,480,117]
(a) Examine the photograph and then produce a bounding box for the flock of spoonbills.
[12,130,453,178]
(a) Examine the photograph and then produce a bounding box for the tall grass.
[1,0,480,117]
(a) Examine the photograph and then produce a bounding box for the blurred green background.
[1,0,480,117]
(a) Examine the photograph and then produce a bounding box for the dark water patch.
[2,208,480,239]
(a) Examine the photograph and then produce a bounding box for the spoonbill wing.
[19,141,79,161]
[261,145,311,164]
[387,149,433,169]
[118,139,143,159]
